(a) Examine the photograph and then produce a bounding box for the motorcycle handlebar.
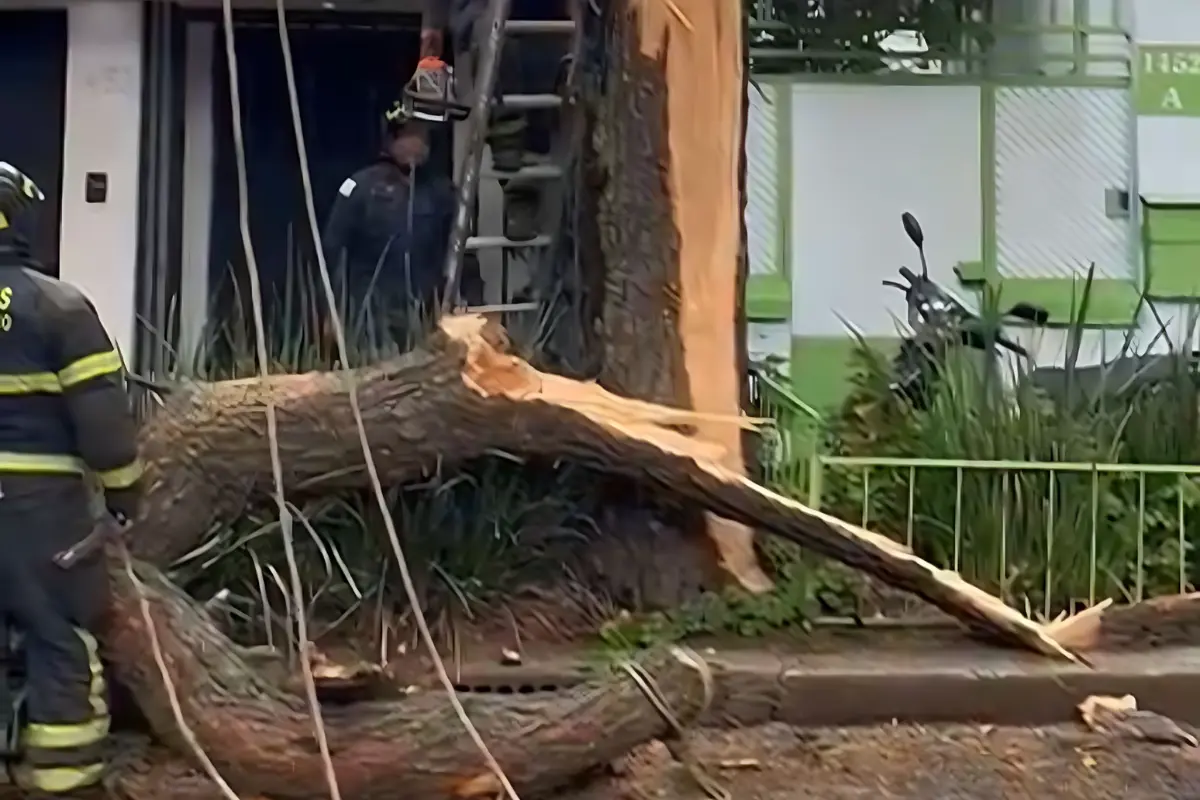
[898,266,918,283]
[996,335,1029,358]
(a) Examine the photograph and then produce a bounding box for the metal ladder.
[441,2,587,315]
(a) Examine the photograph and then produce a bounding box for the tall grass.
[820,284,1200,617]
[144,256,616,654]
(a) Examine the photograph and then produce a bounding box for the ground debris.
[563,723,1200,800]
[1078,694,1199,748]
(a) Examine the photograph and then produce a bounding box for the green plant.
[809,280,1200,617]
[147,253,623,650]
[172,457,607,650]
[596,539,827,649]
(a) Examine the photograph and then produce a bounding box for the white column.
[58,0,143,358]
[179,21,216,364]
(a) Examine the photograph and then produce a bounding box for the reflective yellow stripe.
[0,349,123,396]
[96,459,143,490]
[0,211,7,230]
[23,630,110,752]
[0,452,85,475]
[21,762,106,793]
[0,372,61,394]
[57,349,122,388]
[24,717,109,750]
[77,628,110,718]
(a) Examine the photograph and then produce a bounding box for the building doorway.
[0,10,67,272]
[206,13,443,349]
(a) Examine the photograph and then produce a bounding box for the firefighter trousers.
[0,474,110,795]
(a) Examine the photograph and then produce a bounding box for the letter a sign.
[1137,45,1200,117]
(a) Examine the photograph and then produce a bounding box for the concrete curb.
[702,646,1200,728]
[449,645,1200,728]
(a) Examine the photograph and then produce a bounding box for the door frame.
[176,7,428,364]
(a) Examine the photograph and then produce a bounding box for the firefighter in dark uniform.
[322,103,480,344]
[0,162,141,795]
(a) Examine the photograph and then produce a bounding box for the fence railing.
[747,365,1199,620]
[746,0,1130,78]
[808,456,1199,620]
[747,363,823,491]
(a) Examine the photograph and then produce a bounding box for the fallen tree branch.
[1048,593,1200,651]
[124,315,1072,661]
[100,559,714,800]
[87,313,1087,799]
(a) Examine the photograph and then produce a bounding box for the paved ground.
[568,723,1200,799]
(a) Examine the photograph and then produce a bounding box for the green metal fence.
[747,363,822,490]
[747,0,1130,79]
[748,365,1199,620]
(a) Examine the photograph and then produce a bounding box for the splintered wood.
[629,0,769,593]
[442,316,1074,661]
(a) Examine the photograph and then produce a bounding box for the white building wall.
[58,0,143,358]
[789,84,984,339]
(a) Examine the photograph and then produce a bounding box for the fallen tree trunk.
[1047,594,1200,652]
[92,313,1078,799]
[100,561,713,800]
[124,315,1072,661]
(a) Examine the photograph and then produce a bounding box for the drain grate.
[451,682,570,694]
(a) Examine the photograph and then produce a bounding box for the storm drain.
[451,679,583,695]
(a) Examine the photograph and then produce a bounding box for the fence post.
[807,452,823,509]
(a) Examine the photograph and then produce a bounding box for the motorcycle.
[885,212,1050,409]
[891,212,1200,411]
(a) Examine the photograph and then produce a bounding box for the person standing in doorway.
[322,103,472,348]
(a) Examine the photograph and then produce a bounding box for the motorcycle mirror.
[901,212,924,249]
[901,212,930,279]
[1005,302,1050,325]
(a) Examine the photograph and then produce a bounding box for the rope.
[271,2,521,798]
[119,542,244,800]
[620,649,728,800]
[218,2,343,798]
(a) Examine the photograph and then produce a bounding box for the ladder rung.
[482,164,564,180]
[465,301,541,313]
[466,235,552,250]
[504,20,576,34]
[496,94,563,110]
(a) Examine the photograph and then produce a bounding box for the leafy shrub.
[814,290,1200,618]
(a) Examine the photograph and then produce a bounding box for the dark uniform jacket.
[0,239,142,521]
[322,156,455,315]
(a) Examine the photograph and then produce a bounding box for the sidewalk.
[564,723,1200,800]
[442,627,1200,728]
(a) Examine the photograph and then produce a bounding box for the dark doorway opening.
[0,10,67,273]
[208,13,447,344]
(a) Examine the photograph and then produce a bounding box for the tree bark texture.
[100,562,713,800]
[1046,594,1200,652]
[588,0,769,593]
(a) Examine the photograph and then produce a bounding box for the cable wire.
[271,1,520,797]
[218,1,343,798]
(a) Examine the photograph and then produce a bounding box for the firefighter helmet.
[0,163,44,231]
[399,56,471,124]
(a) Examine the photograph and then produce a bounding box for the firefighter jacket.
[0,245,143,516]
[322,156,455,311]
